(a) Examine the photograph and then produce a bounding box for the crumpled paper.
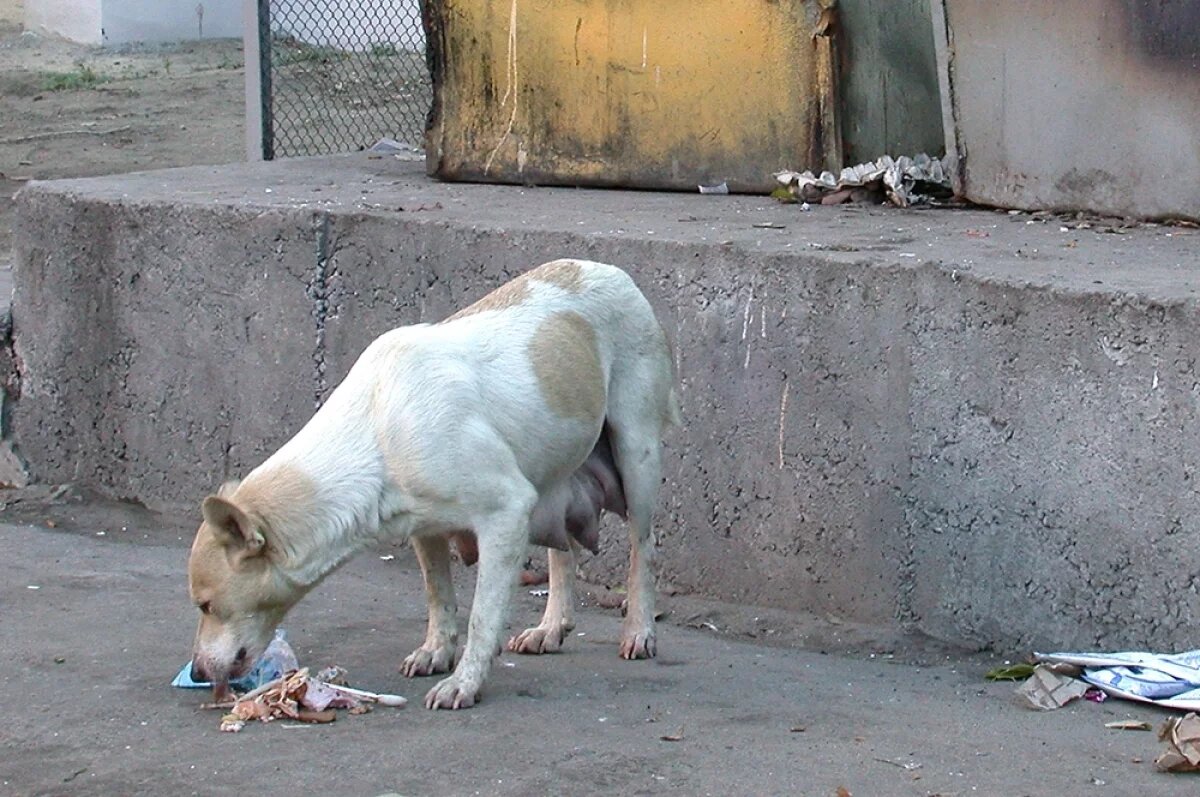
[773,154,952,208]
[1156,713,1200,772]
[1014,664,1092,710]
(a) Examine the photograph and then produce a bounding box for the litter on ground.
[1013,664,1092,710]
[171,628,405,730]
[1034,649,1200,710]
[214,667,406,732]
[172,628,298,693]
[1006,649,1200,774]
[1157,714,1200,772]
[773,154,952,208]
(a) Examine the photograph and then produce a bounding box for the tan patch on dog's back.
[235,464,318,522]
[446,260,585,321]
[447,276,532,320]
[531,259,585,293]
[528,311,605,421]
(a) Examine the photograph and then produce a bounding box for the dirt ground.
[0,0,244,279]
[0,0,428,284]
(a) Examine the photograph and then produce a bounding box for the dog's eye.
[198,601,213,615]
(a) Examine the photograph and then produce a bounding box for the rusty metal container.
[424,0,841,192]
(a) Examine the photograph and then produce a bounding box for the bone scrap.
[212,668,406,732]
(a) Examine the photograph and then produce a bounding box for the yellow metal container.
[425,0,839,192]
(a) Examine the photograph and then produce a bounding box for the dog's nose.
[190,660,209,683]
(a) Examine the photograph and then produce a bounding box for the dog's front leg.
[401,534,459,677]
[508,545,576,654]
[425,489,534,710]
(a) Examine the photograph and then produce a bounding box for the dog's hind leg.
[607,347,674,660]
[400,534,459,677]
[507,544,577,654]
[426,484,536,709]
[613,437,662,660]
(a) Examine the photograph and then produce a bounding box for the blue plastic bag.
[172,628,298,690]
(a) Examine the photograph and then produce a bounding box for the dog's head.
[187,487,298,691]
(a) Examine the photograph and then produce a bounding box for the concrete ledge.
[14,154,1200,652]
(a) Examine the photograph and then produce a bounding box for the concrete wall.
[906,278,1200,649]
[25,0,239,44]
[937,0,1200,221]
[13,156,1200,653]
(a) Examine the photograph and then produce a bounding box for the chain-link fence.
[255,0,431,159]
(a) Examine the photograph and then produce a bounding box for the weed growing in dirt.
[370,43,400,57]
[276,41,347,66]
[41,64,107,91]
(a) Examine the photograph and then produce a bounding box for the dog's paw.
[400,644,456,678]
[618,625,657,660]
[424,675,479,710]
[507,622,568,655]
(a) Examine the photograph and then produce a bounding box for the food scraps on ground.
[659,725,686,742]
[520,568,549,586]
[208,668,406,732]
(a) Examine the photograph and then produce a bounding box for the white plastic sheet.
[1035,650,1200,710]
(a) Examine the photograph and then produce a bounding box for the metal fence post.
[258,0,275,160]
[243,0,274,160]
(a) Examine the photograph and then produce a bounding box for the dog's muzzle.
[189,660,210,683]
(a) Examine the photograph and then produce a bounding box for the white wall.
[25,0,104,44]
[272,0,423,51]
[27,0,422,49]
[25,0,241,44]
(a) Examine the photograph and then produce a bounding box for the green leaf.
[770,187,799,204]
[985,662,1037,681]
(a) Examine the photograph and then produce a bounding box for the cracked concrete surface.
[308,212,334,409]
[11,153,1200,654]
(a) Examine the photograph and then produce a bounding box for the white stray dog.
[187,259,679,709]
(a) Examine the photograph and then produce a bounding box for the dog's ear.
[201,495,266,558]
[216,479,241,498]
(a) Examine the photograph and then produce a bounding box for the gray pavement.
[2,516,1197,797]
